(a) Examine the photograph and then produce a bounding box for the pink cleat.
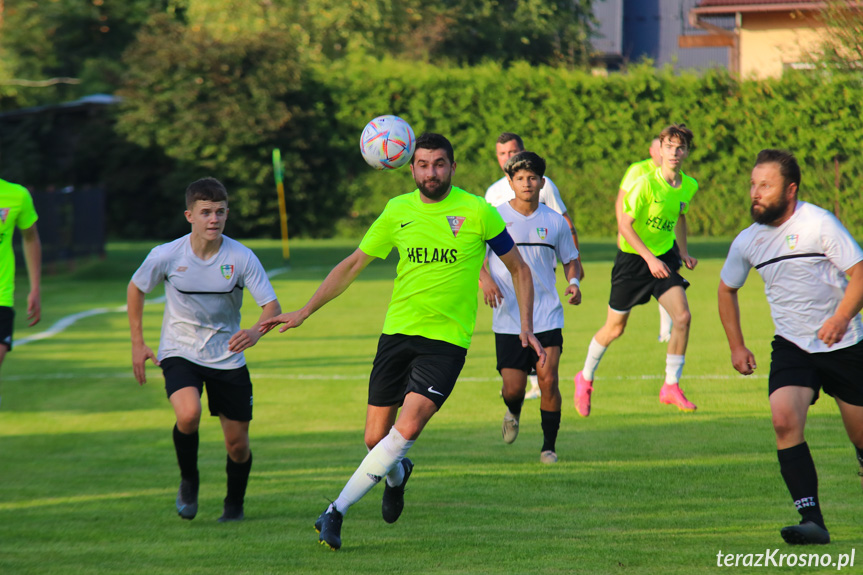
[659,383,697,412]
[574,371,593,417]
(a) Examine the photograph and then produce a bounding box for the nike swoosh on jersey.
[401,221,414,228]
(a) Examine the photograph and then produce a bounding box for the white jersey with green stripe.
[359,186,506,349]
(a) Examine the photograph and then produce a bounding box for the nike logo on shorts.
[427,386,445,397]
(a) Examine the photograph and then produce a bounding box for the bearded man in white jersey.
[481,151,581,463]
[718,149,863,545]
[127,177,281,522]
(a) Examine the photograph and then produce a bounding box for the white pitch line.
[15,266,290,347]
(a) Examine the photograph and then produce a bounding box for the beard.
[416,175,452,200]
[750,194,790,225]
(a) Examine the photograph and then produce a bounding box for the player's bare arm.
[618,213,669,278]
[818,260,863,347]
[479,259,503,308]
[126,280,160,384]
[561,212,585,281]
[21,224,41,326]
[717,280,757,375]
[261,248,376,334]
[675,213,697,270]
[497,246,546,368]
[228,299,282,353]
[563,259,582,305]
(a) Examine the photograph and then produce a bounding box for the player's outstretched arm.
[479,259,503,308]
[563,259,581,305]
[127,280,159,385]
[497,246,546,368]
[675,214,697,270]
[261,248,376,334]
[717,280,756,375]
[618,214,669,279]
[21,224,41,326]
[229,299,282,353]
[818,260,863,347]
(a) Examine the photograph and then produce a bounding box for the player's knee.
[175,413,201,434]
[771,414,803,442]
[538,373,558,390]
[673,309,692,329]
[608,323,625,340]
[226,439,250,462]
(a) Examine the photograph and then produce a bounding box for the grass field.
[1,238,861,574]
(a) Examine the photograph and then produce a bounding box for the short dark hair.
[755,149,801,190]
[497,132,524,150]
[504,151,546,179]
[411,132,454,165]
[185,177,228,209]
[659,123,694,150]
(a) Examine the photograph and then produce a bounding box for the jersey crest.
[536,227,548,240]
[220,264,235,279]
[0,208,8,225]
[446,216,465,237]
[786,234,799,250]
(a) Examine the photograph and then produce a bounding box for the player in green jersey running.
[261,132,543,551]
[0,178,42,408]
[575,124,699,416]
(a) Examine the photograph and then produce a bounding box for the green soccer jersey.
[0,179,38,307]
[359,186,506,349]
[619,168,697,256]
[619,158,656,192]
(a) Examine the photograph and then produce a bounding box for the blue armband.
[487,228,515,257]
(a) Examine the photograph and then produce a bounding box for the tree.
[805,0,863,70]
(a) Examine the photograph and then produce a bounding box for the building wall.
[739,12,828,78]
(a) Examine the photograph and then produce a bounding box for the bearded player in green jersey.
[262,132,543,551]
[575,124,699,416]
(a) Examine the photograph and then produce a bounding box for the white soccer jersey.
[721,201,863,353]
[485,175,567,215]
[132,234,278,369]
[487,202,578,334]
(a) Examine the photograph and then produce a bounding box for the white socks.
[665,354,685,385]
[331,427,414,515]
[582,337,608,381]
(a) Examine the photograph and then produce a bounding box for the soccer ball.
[360,115,416,170]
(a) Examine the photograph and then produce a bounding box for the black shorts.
[608,248,689,312]
[160,356,254,421]
[368,334,467,409]
[769,336,863,406]
[495,329,563,373]
[0,306,13,350]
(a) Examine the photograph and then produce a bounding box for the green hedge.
[322,59,863,239]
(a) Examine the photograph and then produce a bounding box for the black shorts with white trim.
[368,333,467,409]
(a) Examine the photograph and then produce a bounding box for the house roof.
[692,0,828,15]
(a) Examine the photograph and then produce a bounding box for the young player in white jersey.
[481,151,581,463]
[718,149,863,545]
[486,132,584,400]
[127,177,281,522]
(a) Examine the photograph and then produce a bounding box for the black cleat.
[176,479,198,520]
[780,521,830,545]
[316,506,343,550]
[218,502,244,522]
[382,458,413,524]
